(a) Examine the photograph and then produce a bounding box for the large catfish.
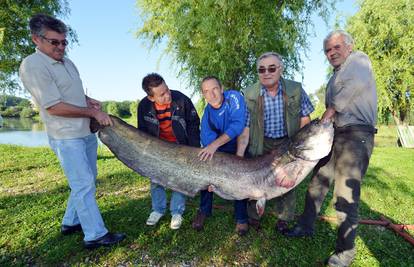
[93,115,333,215]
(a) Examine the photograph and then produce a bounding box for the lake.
[0,117,49,147]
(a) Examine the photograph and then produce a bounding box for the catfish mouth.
[290,121,334,161]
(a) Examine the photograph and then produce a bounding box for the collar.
[260,80,282,97]
[35,47,65,65]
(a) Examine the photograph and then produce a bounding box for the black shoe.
[84,232,126,249]
[235,223,249,236]
[61,224,82,235]
[284,224,313,237]
[192,211,207,231]
[275,219,289,234]
[248,218,261,231]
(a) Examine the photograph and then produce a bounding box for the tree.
[0,0,75,94]
[136,0,335,95]
[106,102,121,117]
[309,84,326,119]
[346,0,414,125]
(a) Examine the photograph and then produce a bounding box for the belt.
[335,124,377,134]
[264,135,288,140]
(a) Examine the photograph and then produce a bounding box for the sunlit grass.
[0,127,413,266]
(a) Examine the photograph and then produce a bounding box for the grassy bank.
[0,130,413,266]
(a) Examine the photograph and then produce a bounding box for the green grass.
[0,128,413,266]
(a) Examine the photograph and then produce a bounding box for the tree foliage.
[0,0,75,94]
[309,83,326,119]
[346,0,414,124]
[136,0,335,94]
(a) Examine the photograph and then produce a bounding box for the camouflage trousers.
[297,127,374,253]
[247,136,296,221]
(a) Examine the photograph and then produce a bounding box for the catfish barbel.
[93,115,333,214]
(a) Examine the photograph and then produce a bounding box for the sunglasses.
[40,35,68,47]
[258,65,281,74]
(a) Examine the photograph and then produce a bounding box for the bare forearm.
[210,133,231,149]
[299,116,311,128]
[47,102,98,118]
[236,127,249,157]
[198,133,231,161]
[321,107,336,123]
[47,101,112,126]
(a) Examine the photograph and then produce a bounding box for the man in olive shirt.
[241,52,314,233]
[285,30,377,267]
[19,14,125,249]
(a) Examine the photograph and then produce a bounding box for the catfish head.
[289,119,334,161]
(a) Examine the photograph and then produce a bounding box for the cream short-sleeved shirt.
[19,48,91,139]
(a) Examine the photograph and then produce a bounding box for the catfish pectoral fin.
[256,198,266,217]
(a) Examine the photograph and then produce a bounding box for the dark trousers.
[199,144,248,224]
[199,190,248,224]
[298,129,374,253]
[247,136,295,221]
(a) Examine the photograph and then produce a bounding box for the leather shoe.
[275,219,289,234]
[84,232,126,249]
[248,218,261,231]
[61,224,82,235]
[192,211,207,231]
[235,223,249,236]
[284,224,314,237]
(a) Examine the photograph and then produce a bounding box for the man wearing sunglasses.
[240,52,314,233]
[19,14,125,249]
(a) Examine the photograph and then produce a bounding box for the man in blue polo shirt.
[192,76,249,236]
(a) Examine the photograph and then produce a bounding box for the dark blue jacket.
[137,90,200,147]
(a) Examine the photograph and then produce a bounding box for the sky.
[64,0,359,102]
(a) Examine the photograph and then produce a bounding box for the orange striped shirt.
[154,102,177,142]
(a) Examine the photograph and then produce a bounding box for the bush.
[103,100,134,118]
[20,107,37,118]
[118,101,132,117]
[129,100,138,120]
[107,102,121,116]
[1,106,22,117]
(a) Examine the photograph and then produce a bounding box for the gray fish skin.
[97,115,334,201]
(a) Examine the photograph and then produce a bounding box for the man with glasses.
[285,30,377,267]
[240,52,314,233]
[19,14,125,249]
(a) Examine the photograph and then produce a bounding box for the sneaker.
[146,211,163,226]
[192,211,207,231]
[170,214,183,230]
[235,223,249,236]
[325,249,356,267]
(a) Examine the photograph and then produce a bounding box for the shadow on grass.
[356,165,414,266]
[1,163,413,266]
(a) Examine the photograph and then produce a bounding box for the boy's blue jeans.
[150,182,186,215]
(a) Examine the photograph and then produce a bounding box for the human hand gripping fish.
[93,116,334,218]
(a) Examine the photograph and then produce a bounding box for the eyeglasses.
[40,35,68,47]
[258,65,281,74]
